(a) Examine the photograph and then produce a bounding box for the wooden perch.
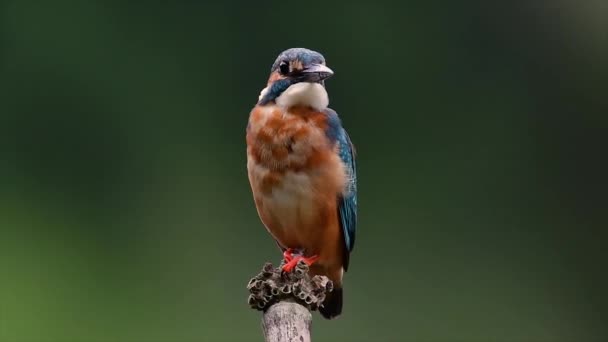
[247,261,334,342]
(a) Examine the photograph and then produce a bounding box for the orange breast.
[246,104,347,277]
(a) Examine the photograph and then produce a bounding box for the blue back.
[324,109,357,271]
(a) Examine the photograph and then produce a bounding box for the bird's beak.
[296,63,334,83]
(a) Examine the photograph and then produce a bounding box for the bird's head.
[258,48,334,110]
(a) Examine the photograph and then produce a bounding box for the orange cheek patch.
[291,60,303,71]
[267,71,282,84]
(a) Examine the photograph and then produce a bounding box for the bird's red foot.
[281,254,319,272]
[283,248,294,263]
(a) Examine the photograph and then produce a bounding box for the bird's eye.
[279,61,290,75]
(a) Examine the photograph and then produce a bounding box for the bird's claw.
[282,254,319,272]
[283,248,294,263]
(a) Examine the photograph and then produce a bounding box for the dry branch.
[248,261,333,342]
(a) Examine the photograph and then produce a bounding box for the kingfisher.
[246,48,357,319]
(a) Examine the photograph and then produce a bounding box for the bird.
[245,48,357,319]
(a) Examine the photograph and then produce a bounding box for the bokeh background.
[1,1,607,341]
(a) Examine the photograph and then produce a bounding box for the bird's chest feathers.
[248,106,331,172]
[246,105,346,208]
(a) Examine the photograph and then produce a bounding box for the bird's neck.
[259,82,329,111]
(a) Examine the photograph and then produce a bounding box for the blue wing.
[324,109,357,271]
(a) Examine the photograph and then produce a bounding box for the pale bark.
[247,261,333,342]
[262,301,311,342]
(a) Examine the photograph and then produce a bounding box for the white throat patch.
[275,83,329,111]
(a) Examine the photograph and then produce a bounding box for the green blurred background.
[1,1,607,341]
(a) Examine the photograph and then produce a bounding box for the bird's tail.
[319,287,343,319]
